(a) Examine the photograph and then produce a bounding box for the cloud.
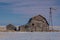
[0,0,59,17]
[0,0,13,3]
[0,2,12,6]
[12,0,55,15]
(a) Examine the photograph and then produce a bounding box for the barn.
[20,15,49,32]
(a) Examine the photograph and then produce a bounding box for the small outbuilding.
[6,24,17,31]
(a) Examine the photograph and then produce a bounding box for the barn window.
[32,23,34,26]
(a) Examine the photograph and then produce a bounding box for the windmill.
[49,7,56,31]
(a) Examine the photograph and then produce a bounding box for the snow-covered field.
[0,32,60,40]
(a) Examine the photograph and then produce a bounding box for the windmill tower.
[49,7,56,31]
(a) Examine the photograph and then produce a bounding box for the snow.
[0,32,60,40]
